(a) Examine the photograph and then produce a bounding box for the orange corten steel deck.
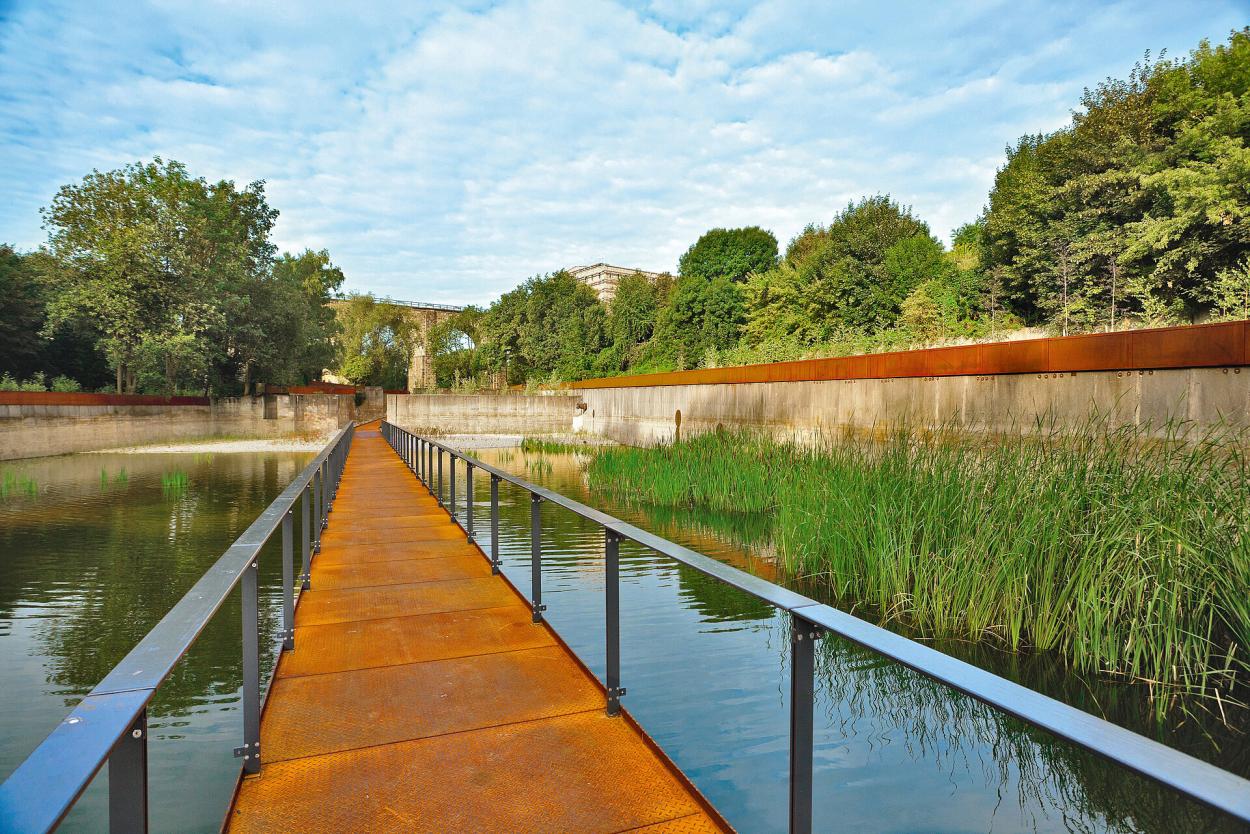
[227,422,730,833]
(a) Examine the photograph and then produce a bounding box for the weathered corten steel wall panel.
[0,391,210,406]
[571,321,1249,389]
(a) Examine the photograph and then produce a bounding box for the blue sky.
[1,1,1245,306]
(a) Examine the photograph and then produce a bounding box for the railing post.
[300,486,311,590]
[312,468,322,554]
[320,459,329,529]
[466,463,474,543]
[438,449,444,507]
[428,442,435,495]
[605,529,623,716]
[530,492,545,623]
[490,474,500,574]
[240,558,261,774]
[281,508,294,650]
[789,613,820,834]
[418,437,424,481]
[108,708,148,834]
[450,453,457,519]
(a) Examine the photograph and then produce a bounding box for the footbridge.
[1,422,1248,832]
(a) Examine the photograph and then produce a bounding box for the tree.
[678,227,778,283]
[981,29,1250,331]
[333,294,416,390]
[655,275,744,369]
[478,272,606,384]
[40,158,279,394]
[428,307,485,388]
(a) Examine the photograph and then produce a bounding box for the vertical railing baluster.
[789,614,819,834]
[108,708,148,834]
[605,529,622,716]
[300,487,311,590]
[450,453,457,519]
[281,508,294,650]
[490,474,500,574]
[312,468,322,554]
[428,442,435,495]
[466,463,474,543]
[325,460,335,532]
[240,558,261,774]
[530,492,544,623]
[418,437,425,482]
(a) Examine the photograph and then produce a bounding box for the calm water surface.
[1,450,312,833]
[2,443,1246,833]
[466,446,1248,834]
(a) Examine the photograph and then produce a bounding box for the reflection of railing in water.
[0,424,355,833]
[382,421,1250,834]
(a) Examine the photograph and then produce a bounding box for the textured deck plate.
[229,712,711,834]
[227,424,730,833]
[276,606,557,677]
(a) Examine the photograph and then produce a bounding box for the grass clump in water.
[520,437,591,455]
[587,420,1250,714]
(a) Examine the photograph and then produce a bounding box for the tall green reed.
[587,419,1250,715]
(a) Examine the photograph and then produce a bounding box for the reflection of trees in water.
[7,454,305,718]
[816,638,1246,834]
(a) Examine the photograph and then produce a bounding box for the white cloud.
[1,0,1246,304]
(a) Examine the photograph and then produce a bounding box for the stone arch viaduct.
[328,297,464,391]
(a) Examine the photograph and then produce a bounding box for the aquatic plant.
[520,437,591,455]
[1,468,38,499]
[161,470,189,497]
[587,420,1250,715]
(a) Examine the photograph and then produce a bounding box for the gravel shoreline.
[91,437,331,454]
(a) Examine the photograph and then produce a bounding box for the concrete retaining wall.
[575,368,1250,446]
[0,394,355,460]
[386,392,580,435]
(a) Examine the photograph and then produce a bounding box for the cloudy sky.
[1,1,1244,305]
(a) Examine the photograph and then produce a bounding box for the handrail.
[0,423,356,834]
[381,421,1250,832]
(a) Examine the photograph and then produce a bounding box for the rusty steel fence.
[570,320,1250,389]
[0,424,356,834]
[381,421,1250,834]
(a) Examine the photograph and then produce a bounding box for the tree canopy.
[678,226,779,283]
[10,158,346,395]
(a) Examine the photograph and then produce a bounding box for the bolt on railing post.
[490,474,501,574]
[300,486,311,590]
[789,613,819,834]
[466,463,475,543]
[108,708,148,834]
[450,453,457,519]
[530,492,545,623]
[605,529,623,716]
[240,559,261,775]
[281,508,294,651]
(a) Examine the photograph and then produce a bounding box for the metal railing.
[380,421,1250,834]
[0,424,356,834]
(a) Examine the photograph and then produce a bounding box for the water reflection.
[0,450,311,833]
[469,445,1248,834]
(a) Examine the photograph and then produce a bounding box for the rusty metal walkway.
[226,423,728,833]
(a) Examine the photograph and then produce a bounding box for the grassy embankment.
[586,423,1250,714]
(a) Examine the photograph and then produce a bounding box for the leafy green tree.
[479,272,605,384]
[428,307,485,388]
[982,30,1250,330]
[333,294,416,389]
[654,275,744,369]
[678,227,778,283]
[40,158,279,394]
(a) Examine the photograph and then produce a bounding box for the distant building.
[566,263,664,303]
